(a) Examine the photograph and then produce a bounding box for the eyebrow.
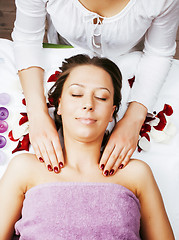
[69,83,111,94]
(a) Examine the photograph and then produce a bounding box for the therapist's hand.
[28,111,64,173]
[99,102,147,176]
[18,67,64,173]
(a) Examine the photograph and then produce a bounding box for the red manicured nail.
[104,170,109,176]
[118,164,124,169]
[54,166,59,173]
[39,157,44,162]
[59,162,64,168]
[47,164,53,171]
[100,164,105,170]
[110,169,114,175]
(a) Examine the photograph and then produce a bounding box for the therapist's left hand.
[99,102,147,177]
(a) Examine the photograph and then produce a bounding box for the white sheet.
[0,38,179,238]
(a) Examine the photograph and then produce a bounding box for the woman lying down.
[0,55,174,240]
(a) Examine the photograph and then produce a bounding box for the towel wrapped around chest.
[14,182,141,240]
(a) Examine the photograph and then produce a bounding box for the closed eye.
[72,94,83,97]
[95,96,107,101]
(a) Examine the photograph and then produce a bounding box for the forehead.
[65,65,114,90]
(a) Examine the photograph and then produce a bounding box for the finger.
[29,133,46,164]
[106,147,133,176]
[118,146,129,164]
[52,136,64,169]
[99,144,115,170]
[43,138,60,173]
[108,155,125,175]
[31,142,44,163]
[38,141,53,172]
[121,148,134,167]
[102,145,123,177]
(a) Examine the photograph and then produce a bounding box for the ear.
[109,105,116,122]
[57,99,61,115]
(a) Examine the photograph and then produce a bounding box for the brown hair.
[48,54,122,130]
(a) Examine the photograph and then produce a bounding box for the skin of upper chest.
[78,0,131,17]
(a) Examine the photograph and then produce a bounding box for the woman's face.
[57,65,116,143]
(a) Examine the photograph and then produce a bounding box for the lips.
[76,118,97,125]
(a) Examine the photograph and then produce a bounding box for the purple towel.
[14,182,141,240]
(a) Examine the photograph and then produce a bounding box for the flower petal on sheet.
[163,119,177,137]
[138,136,150,151]
[140,123,151,135]
[128,76,135,88]
[12,134,30,154]
[19,113,28,125]
[148,118,160,127]
[8,130,19,142]
[154,112,167,131]
[22,98,26,106]
[162,104,173,116]
[47,71,61,82]
[150,127,168,143]
[12,121,29,140]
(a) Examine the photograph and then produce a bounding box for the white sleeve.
[12,0,47,71]
[128,0,179,112]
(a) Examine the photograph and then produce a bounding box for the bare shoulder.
[115,159,155,197]
[11,152,37,163]
[0,153,41,200]
[2,153,41,185]
[128,159,158,197]
[9,153,39,173]
[123,158,153,180]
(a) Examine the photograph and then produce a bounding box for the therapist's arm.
[12,0,64,171]
[99,0,179,176]
[19,67,64,171]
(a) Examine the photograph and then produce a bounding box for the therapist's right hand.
[28,110,64,173]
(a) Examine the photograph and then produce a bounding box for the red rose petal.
[20,113,27,117]
[19,113,28,125]
[138,146,142,152]
[22,98,26,106]
[47,71,61,82]
[8,130,19,142]
[162,104,173,116]
[154,111,167,131]
[48,97,54,106]
[140,123,151,135]
[128,76,135,88]
[12,134,30,154]
[145,116,155,123]
[140,132,150,141]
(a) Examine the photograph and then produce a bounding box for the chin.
[76,131,104,143]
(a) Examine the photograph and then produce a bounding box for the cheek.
[60,97,78,117]
[97,103,114,122]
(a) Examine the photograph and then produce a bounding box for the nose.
[83,106,93,111]
[82,95,94,111]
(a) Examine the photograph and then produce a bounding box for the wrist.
[26,96,48,116]
[123,101,147,125]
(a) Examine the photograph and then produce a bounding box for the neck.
[63,134,102,174]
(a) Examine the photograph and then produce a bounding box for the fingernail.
[104,170,109,176]
[59,162,64,168]
[54,166,59,173]
[118,164,124,169]
[110,169,114,175]
[39,157,44,163]
[47,164,53,171]
[100,164,105,170]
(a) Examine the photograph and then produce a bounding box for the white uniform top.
[12,0,179,111]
